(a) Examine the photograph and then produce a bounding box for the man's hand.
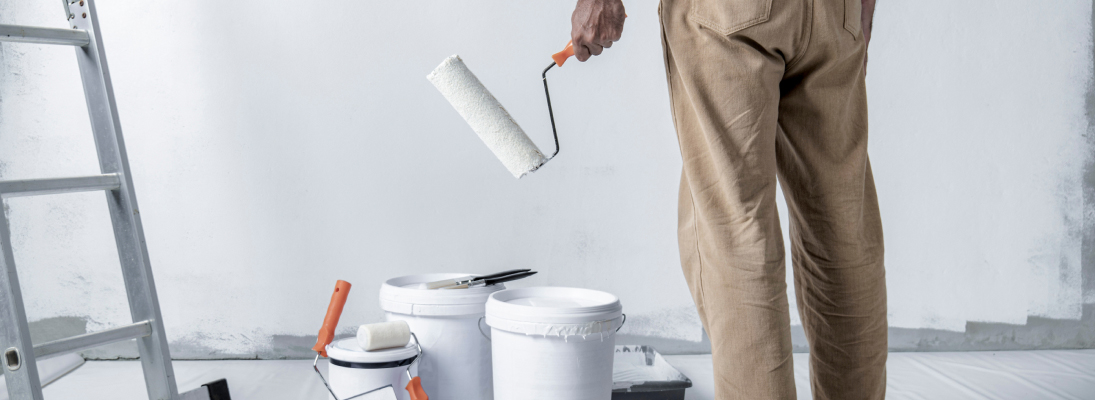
[861,0,876,72]
[571,0,626,62]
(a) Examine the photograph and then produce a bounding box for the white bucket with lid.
[485,287,624,400]
[379,273,505,400]
[325,338,418,400]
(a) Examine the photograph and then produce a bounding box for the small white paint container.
[379,274,505,400]
[325,338,418,400]
[485,287,624,400]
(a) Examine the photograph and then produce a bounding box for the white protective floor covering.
[3,350,1093,399]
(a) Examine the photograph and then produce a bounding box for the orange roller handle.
[406,376,428,400]
[552,41,575,67]
[312,280,351,357]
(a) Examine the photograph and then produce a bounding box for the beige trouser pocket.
[688,0,773,36]
[844,0,862,38]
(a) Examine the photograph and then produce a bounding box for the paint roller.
[355,321,427,400]
[428,55,549,179]
[428,46,583,179]
[357,320,412,351]
[427,23,621,179]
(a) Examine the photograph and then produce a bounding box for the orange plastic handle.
[312,280,351,357]
[552,41,575,67]
[406,376,428,400]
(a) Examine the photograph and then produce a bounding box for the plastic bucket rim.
[325,338,419,364]
[379,273,506,315]
[485,286,623,324]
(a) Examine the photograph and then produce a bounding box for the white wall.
[0,0,1090,358]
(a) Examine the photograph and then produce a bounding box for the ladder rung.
[0,24,90,47]
[0,173,121,198]
[33,320,152,361]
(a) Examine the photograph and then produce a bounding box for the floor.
[5,350,1095,399]
[670,350,1095,400]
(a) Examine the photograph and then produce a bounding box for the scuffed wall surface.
[1085,0,1095,316]
[864,0,1092,331]
[0,0,1091,359]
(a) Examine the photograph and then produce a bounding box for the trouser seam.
[661,0,707,311]
[785,0,815,71]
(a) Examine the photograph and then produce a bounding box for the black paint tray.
[612,345,693,400]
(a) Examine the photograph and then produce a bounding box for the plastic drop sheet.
[3,350,1093,399]
[668,350,1095,400]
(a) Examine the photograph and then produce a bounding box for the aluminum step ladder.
[0,1,229,399]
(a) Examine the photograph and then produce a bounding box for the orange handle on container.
[312,280,351,357]
[406,376,428,400]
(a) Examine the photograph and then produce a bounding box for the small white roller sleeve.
[427,55,548,178]
[357,320,412,351]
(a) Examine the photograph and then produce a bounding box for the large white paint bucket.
[379,274,505,400]
[325,338,418,400]
[485,287,624,400]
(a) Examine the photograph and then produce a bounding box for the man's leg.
[660,0,809,398]
[775,1,888,399]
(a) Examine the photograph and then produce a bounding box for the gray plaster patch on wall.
[613,305,1095,355]
[31,307,1095,360]
[156,326,360,360]
[167,337,259,360]
[887,304,1095,352]
[164,332,361,360]
[28,315,88,343]
[26,315,140,360]
[2,316,90,375]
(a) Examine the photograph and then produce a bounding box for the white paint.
[0,0,1090,359]
[485,287,622,400]
[325,338,418,400]
[357,321,410,351]
[380,274,500,400]
[428,55,547,179]
[611,346,688,390]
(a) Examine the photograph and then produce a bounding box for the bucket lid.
[379,273,505,316]
[325,337,418,364]
[485,287,623,336]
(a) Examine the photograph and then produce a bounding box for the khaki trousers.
[660,0,887,399]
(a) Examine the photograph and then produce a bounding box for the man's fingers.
[586,42,604,56]
[574,41,591,61]
[569,0,626,63]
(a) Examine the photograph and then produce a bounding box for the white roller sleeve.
[357,320,412,351]
[428,55,548,178]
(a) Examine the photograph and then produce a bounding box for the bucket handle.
[477,314,627,340]
[477,316,492,342]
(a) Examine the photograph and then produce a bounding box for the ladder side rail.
[66,0,179,398]
[0,211,45,400]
